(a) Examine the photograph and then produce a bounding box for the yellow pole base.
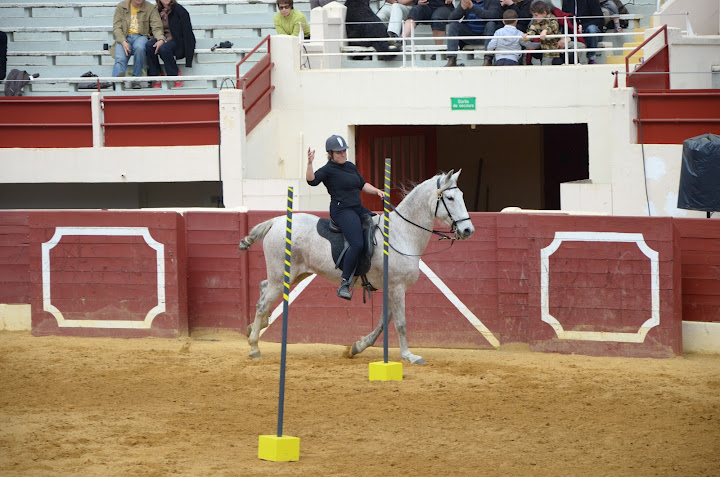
[369,361,403,381]
[258,435,300,462]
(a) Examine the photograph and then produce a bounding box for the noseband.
[435,177,472,236]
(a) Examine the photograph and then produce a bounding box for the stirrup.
[337,279,353,300]
[360,275,377,304]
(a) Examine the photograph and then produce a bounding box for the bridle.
[433,176,472,238]
[382,178,472,257]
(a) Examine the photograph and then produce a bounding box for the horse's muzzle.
[456,224,474,240]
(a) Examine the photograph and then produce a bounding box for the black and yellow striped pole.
[258,187,300,461]
[369,158,403,381]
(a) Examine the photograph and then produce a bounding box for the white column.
[219,89,246,208]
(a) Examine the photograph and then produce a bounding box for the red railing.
[0,97,93,148]
[235,35,275,134]
[625,24,670,90]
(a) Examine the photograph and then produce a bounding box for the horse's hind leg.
[247,279,282,359]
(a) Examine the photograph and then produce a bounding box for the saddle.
[316,213,378,301]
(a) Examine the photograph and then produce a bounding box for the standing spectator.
[561,0,603,64]
[404,0,455,47]
[376,0,415,40]
[112,0,165,89]
[145,0,195,88]
[444,0,502,67]
[500,0,532,32]
[274,0,310,38]
[487,9,523,65]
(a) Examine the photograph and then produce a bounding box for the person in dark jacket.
[306,135,386,300]
[444,0,502,67]
[500,0,531,32]
[561,0,603,63]
[145,0,195,87]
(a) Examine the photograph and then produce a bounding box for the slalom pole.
[258,187,300,462]
[368,158,403,381]
[382,158,390,364]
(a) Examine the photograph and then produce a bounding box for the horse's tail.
[238,218,275,251]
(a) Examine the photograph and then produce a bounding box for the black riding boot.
[337,278,353,300]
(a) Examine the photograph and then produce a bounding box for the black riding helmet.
[325,134,349,152]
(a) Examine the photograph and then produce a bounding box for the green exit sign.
[451,97,476,110]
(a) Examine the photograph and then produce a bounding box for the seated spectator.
[345,0,396,59]
[487,9,523,65]
[444,0,502,67]
[553,5,587,64]
[561,0,603,64]
[404,0,455,46]
[112,0,165,89]
[521,0,560,65]
[600,0,623,33]
[274,0,310,38]
[500,0,532,32]
[376,0,415,40]
[145,0,195,88]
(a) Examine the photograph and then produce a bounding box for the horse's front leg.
[345,317,385,358]
[390,289,426,364]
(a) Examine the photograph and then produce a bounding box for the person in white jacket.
[487,9,525,65]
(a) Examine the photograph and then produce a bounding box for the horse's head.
[435,170,474,240]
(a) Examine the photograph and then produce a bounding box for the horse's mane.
[397,172,448,202]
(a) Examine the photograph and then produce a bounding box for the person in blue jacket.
[306,135,385,300]
[444,0,502,67]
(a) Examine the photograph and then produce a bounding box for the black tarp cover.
[677,133,720,212]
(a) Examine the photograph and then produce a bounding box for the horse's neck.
[390,180,436,254]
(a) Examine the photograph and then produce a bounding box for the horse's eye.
[447,196,455,201]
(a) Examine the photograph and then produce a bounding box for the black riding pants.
[330,205,368,281]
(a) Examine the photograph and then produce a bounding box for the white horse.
[238,170,475,364]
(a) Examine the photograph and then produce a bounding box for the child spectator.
[487,9,523,65]
[521,0,560,65]
[600,0,622,32]
[274,0,310,39]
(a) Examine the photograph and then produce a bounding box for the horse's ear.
[451,169,461,185]
[439,169,454,192]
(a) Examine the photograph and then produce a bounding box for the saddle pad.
[316,218,372,277]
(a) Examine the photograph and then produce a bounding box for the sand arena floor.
[1,331,719,476]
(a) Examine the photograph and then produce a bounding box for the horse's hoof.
[343,345,355,359]
[249,351,262,359]
[413,357,427,365]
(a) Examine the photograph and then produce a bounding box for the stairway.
[603,28,645,65]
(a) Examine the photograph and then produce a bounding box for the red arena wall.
[27,211,188,338]
[0,210,715,357]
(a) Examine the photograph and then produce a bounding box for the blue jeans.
[145,39,179,77]
[112,33,149,77]
[583,24,601,59]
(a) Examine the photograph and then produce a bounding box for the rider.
[306,135,386,300]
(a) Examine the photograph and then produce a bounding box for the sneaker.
[337,279,352,300]
[131,81,142,89]
[152,82,161,88]
[615,26,623,33]
[588,59,597,65]
[483,55,493,66]
[173,70,183,88]
[444,56,457,67]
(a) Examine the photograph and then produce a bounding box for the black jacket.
[502,0,531,32]
[449,0,502,22]
[561,0,604,29]
[308,160,367,210]
[164,3,196,67]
